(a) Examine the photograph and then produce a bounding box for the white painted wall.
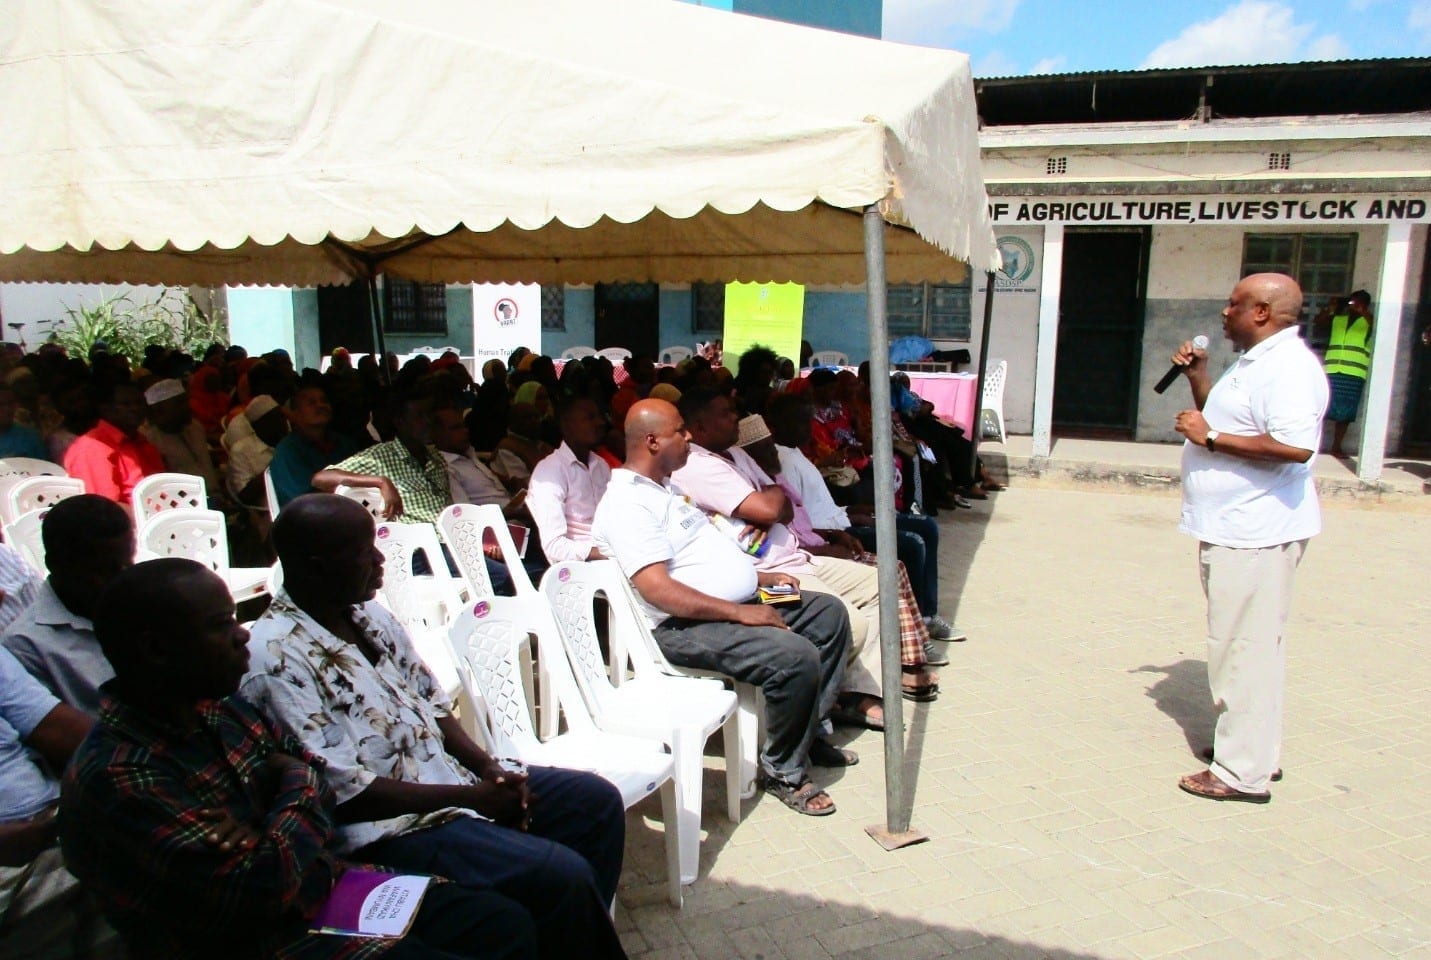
[0,282,167,349]
[967,227,1043,434]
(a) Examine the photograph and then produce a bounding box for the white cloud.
[1305,33,1350,59]
[1030,56,1067,75]
[973,50,1021,78]
[1141,1,1334,68]
[883,0,1020,46]
[1410,1,1431,43]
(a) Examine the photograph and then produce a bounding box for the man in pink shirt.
[527,397,612,563]
[63,381,164,512]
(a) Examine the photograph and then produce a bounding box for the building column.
[1031,224,1064,459]
[1357,221,1413,485]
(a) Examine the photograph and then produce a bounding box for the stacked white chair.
[810,350,849,367]
[980,358,1009,443]
[0,458,67,526]
[5,509,50,575]
[541,560,742,884]
[659,345,693,365]
[448,596,684,907]
[136,508,269,601]
[559,346,597,360]
[596,347,632,365]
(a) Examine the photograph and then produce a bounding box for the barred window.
[1242,232,1356,332]
[886,279,972,340]
[540,285,566,331]
[383,280,447,334]
[692,282,725,333]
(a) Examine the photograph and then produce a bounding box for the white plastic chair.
[131,473,207,525]
[596,347,632,365]
[262,467,281,521]
[373,520,468,700]
[135,508,269,601]
[0,459,68,525]
[590,563,765,801]
[980,358,1008,443]
[436,503,534,598]
[560,346,597,360]
[448,596,684,907]
[334,484,388,521]
[3,509,50,575]
[810,350,849,367]
[541,561,741,884]
[0,458,66,479]
[5,476,84,526]
[659,345,693,365]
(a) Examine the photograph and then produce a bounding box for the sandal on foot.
[764,777,836,816]
[1178,769,1270,804]
[902,684,939,702]
[809,739,859,767]
[830,695,884,731]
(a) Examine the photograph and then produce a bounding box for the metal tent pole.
[862,205,928,850]
[366,274,391,385]
[971,271,998,461]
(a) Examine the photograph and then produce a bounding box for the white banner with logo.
[472,284,542,364]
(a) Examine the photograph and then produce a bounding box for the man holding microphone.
[1168,273,1328,803]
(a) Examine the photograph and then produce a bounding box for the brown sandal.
[764,777,837,816]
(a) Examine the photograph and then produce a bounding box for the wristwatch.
[1205,430,1220,452]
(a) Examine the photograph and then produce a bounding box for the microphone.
[1153,335,1209,394]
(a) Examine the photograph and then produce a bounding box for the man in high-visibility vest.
[1324,290,1373,457]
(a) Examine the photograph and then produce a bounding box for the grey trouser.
[654,591,851,785]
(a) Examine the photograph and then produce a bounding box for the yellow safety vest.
[1325,314,1370,379]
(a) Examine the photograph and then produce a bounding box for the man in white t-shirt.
[592,399,853,816]
[1169,272,1329,804]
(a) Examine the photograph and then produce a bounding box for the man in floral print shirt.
[243,495,627,960]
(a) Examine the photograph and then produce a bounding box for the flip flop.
[763,777,837,816]
[809,739,859,767]
[829,702,884,732]
[902,685,939,702]
[1178,769,1270,804]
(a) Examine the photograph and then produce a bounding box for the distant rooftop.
[975,58,1431,127]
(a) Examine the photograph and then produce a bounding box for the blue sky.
[880,0,1431,76]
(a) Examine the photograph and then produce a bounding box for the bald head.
[272,493,373,564]
[623,399,690,480]
[272,493,386,609]
[1239,273,1303,328]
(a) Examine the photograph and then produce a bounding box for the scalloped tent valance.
[0,0,998,287]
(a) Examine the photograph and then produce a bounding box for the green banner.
[722,282,804,368]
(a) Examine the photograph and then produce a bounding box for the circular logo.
[474,600,490,618]
[376,525,390,539]
[996,236,1035,284]
[451,506,462,517]
[558,567,571,582]
[494,298,519,326]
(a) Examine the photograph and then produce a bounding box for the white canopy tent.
[1,0,999,842]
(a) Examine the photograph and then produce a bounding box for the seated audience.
[268,384,359,509]
[226,394,289,508]
[671,388,895,730]
[432,405,523,514]
[140,378,223,492]
[527,396,611,562]
[0,541,42,633]
[314,390,449,523]
[1,646,119,958]
[0,384,48,460]
[242,495,627,958]
[737,414,942,694]
[45,381,97,465]
[63,380,164,509]
[592,399,853,815]
[3,496,133,715]
[62,558,536,960]
[494,402,553,482]
[766,393,961,647]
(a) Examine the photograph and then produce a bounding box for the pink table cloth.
[907,372,978,437]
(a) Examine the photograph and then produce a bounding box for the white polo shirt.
[592,468,759,628]
[1180,325,1329,549]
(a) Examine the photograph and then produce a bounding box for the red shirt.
[63,419,165,506]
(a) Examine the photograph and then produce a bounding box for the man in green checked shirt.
[314,390,452,524]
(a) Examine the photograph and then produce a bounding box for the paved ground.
[609,483,1429,959]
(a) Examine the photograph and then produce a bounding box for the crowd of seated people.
[0,335,987,957]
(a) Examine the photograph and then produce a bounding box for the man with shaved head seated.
[61,558,537,960]
[591,399,853,817]
[243,495,627,960]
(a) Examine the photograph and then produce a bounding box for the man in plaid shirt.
[314,390,451,524]
[60,558,537,960]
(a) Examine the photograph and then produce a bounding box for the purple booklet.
[311,869,432,939]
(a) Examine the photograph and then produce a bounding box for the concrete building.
[971,59,1431,482]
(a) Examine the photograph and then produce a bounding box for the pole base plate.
[864,824,930,851]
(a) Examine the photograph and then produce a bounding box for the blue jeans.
[849,512,940,616]
[358,767,627,960]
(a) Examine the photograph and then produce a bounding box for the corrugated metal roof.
[974,58,1431,127]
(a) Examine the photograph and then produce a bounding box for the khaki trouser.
[800,556,884,698]
[1200,539,1307,793]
